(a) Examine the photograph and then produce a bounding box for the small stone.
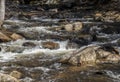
[95,13,103,20]
[73,22,83,32]
[64,22,83,32]
[64,24,73,32]
[10,33,24,40]
[41,41,60,49]
[95,13,102,17]
[10,71,22,79]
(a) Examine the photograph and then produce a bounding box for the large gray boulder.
[60,45,120,66]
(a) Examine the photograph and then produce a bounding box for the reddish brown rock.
[41,41,60,49]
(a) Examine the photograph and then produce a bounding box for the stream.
[0,4,120,82]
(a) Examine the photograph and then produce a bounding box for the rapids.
[0,3,120,82]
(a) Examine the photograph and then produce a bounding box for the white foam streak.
[106,70,120,81]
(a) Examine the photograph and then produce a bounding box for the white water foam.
[106,70,120,82]
[0,39,74,62]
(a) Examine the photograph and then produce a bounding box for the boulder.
[60,45,120,66]
[0,73,19,82]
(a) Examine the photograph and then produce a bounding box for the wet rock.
[94,13,103,20]
[66,42,79,49]
[41,41,60,49]
[0,73,19,82]
[29,68,44,79]
[99,11,120,22]
[22,42,36,48]
[60,45,120,66]
[10,71,22,79]
[73,22,83,31]
[71,34,92,45]
[64,22,83,32]
[95,36,109,42]
[0,30,24,42]
[10,33,24,40]
[95,13,102,17]
[19,31,38,40]
[3,46,24,53]
[64,24,73,32]
[0,32,11,42]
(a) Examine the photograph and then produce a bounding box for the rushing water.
[1,7,120,82]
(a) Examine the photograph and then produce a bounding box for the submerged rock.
[0,73,19,82]
[41,41,60,49]
[22,42,36,48]
[2,45,25,53]
[60,45,120,66]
